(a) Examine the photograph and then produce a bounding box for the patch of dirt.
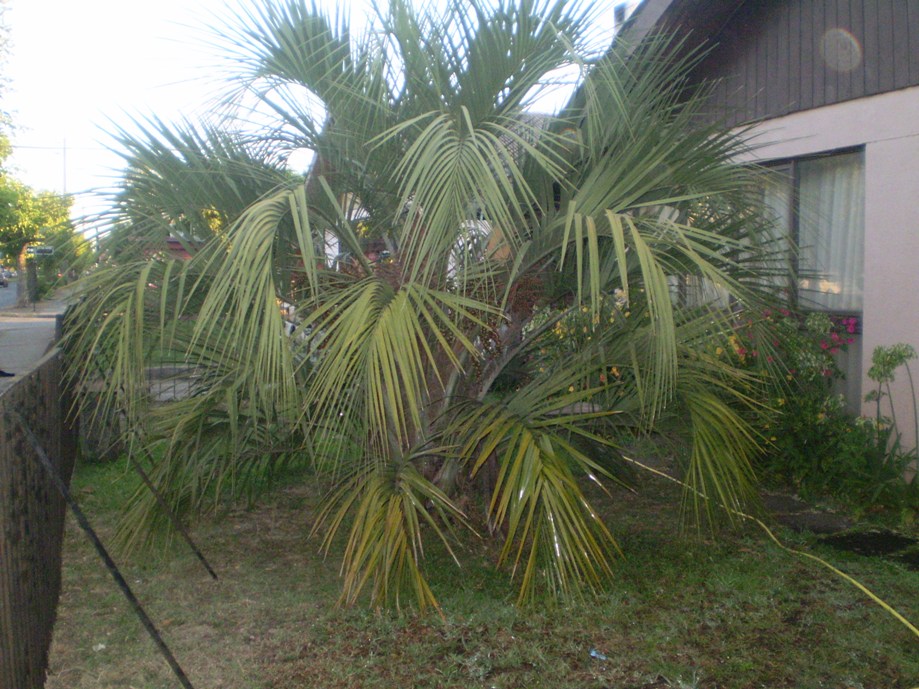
[821,530,919,570]
[761,491,853,534]
[772,510,854,534]
[893,549,919,569]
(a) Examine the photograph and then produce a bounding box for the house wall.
[735,84,919,449]
[686,0,919,127]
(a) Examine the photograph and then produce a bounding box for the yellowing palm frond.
[450,396,621,604]
[315,449,469,611]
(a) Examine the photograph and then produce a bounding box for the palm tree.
[67,0,785,609]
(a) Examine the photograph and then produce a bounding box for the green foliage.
[0,177,70,259]
[752,314,843,488]
[866,343,919,469]
[868,343,918,385]
[765,393,895,504]
[66,0,788,609]
[864,343,919,508]
[754,312,918,516]
[0,135,81,300]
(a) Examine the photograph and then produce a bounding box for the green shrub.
[752,313,918,517]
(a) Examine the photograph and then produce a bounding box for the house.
[622,0,919,446]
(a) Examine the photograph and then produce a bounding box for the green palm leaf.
[449,394,621,605]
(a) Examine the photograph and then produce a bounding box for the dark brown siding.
[672,0,919,126]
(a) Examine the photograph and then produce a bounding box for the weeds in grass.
[44,459,919,689]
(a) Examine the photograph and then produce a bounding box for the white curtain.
[796,151,865,312]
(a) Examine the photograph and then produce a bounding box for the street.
[0,279,17,310]
[0,280,65,391]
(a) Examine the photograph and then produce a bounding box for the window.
[762,149,865,410]
[763,149,865,312]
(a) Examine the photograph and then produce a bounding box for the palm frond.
[449,395,621,604]
[298,278,496,455]
[315,449,469,611]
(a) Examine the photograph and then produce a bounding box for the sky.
[3,0,638,221]
[5,0,246,213]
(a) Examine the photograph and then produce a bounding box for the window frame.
[762,145,864,318]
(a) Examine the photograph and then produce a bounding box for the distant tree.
[0,136,75,304]
[0,7,79,302]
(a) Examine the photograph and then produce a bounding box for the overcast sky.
[6,0,246,205]
[3,0,636,219]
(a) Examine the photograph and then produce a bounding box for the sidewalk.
[0,285,74,319]
[0,287,75,394]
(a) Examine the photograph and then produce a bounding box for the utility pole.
[62,137,67,195]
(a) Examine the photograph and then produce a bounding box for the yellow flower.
[568,385,575,392]
[715,346,724,357]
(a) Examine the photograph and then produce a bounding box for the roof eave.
[618,0,680,45]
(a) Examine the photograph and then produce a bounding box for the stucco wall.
[737,84,919,450]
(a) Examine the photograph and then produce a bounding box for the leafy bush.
[751,312,918,517]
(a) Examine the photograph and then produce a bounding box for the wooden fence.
[0,349,78,689]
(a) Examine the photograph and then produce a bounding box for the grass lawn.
[45,460,919,689]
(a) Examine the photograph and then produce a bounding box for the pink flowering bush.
[723,309,861,495]
[740,311,918,514]
[724,309,853,381]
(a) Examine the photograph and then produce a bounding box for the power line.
[11,143,109,152]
